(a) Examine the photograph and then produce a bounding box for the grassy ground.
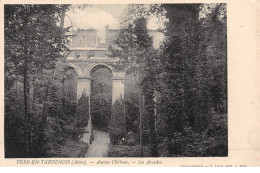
[108,145,151,157]
[48,140,88,158]
[108,113,227,157]
[211,113,227,127]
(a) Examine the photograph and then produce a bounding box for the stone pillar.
[112,73,125,105]
[77,77,92,100]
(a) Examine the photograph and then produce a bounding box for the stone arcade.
[67,56,125,105]
[65,25,163,143]
[66,26,126,104]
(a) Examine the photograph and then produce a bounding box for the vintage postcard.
[0,0,259,167]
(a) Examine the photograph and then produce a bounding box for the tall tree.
[200,4,227,114]
[5,4,70,157]
[109,7,159,155]
[159,4,202,134]
[149,4,227,156]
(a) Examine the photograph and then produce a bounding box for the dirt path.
[85,130,110,157]
[80,127,90,143]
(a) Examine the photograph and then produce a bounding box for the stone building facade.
[66,25,164,103]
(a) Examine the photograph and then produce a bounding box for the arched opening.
[67,63,83,77]
[90,65,113,131]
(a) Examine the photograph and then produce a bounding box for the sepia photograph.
[4,3,227,158]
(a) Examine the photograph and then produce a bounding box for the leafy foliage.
[152,4,227,156]
[5,4,227,158]
[110,4,227,157]
[109,7,159,156]
[4,5,89,158]
[91,68,112,131]
[167,114,227,157]
[5,5,70,76]
[74,93,89,130]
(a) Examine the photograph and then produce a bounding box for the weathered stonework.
[65,25,163,144]
[66,25,163,102]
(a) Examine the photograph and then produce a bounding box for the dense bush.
[153,4,227,157]
[109,98,126,145]
[173,120,227,157]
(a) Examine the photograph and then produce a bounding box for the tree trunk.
[62,72,66,115]
[138,69,143,157]
[150,89,158,157]
[60,5,67,115]
[23,53,29,157]
[42,70,56,126]
[60,6,66,28]
[139,90,143,157]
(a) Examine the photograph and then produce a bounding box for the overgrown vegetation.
[4,5,88,158]
[109,4,227,157]
[91,68,112,131]
[109,98,126,145]
[4,4,227,158]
